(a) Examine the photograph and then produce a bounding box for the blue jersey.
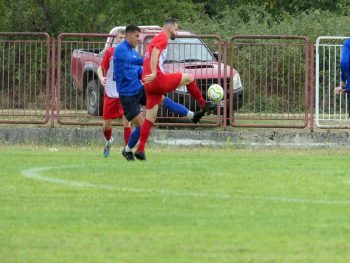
[113,40,143,96]
[340,38,350,91]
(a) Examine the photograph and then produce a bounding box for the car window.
[166,38,214,63]
[136,39,150,56]
[138,37,215,62]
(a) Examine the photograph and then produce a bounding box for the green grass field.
[1,145,350,263]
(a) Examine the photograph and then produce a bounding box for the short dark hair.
[163,18,177,26]
[125,24,141,35]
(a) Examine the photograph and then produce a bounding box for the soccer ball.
[207,84,224,102]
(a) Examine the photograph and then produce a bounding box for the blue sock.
[127,127,140,149]
[163,97,189,117]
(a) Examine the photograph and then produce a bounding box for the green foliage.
[0,39,49,110]
[182,5,350,42]
[263,0,350,16]
[192,0,350,17]
[2,0,350,115]
[1,1,349,40]
[0,0,204,36]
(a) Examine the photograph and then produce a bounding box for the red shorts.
[103,95,124,120]
[144,72,182,109]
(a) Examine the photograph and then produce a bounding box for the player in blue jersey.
[335,38,350,116]
[113,25,145,161]
[336,38,350,94]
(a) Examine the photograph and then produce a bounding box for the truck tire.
[86,79,103,116]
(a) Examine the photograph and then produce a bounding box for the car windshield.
[137,36,216,62]
[165,37,215,63]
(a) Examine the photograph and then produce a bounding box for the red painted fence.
[0,32,314,129]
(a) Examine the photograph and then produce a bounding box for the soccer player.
[97,29,131,158]
[114,24,206,161]
[113,25,145,161]
[336,38,350,95]
[135,18,217,160]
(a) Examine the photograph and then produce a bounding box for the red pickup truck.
[70,26,243,116]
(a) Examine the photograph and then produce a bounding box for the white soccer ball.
[207,84,224,102]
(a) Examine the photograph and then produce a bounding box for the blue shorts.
[119,89,146,121]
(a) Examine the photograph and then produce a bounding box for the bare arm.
[97,66,106,87]
[150,47,160,75]
[143,47,160,83]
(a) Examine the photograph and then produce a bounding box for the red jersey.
[142,31,169,77]
[100,47,114,71]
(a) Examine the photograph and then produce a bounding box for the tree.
[0,0,204,36]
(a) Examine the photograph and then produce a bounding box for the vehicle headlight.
[233,73,242,91]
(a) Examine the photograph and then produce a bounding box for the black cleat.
[192,110,205,124]
[203,101,217,115]
[122,149,135,161]
[192,101,218,123]
[134,151,146,161]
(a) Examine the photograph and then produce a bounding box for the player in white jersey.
[97,29,132,158]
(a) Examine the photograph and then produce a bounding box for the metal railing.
[315,36,350,129]
[0,32,51,124]
[0,32,316,130]
[229,35,311,128]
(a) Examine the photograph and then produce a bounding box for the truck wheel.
[86,79,103,116]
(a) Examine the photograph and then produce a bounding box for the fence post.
[309,42,315,132]
[222,41,227,128]
[51,39,56,128]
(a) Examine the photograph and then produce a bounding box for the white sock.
[125,145,132,152]
[187,111,194,119]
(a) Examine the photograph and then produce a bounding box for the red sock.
[103,128,112,141]
[137,119,153,153]
[186,80,206,108]
[123,127,132,146]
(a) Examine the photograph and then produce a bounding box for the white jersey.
[159,48,167,73]
[101,47,119,98]
[105,59,119,98]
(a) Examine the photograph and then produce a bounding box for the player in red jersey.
[134,18,217,160]
[97,29,132,158]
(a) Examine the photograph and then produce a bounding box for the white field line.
[21,165,350,206]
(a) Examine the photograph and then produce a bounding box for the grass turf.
[1,145,350,263]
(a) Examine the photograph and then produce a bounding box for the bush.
[182,5,350,42]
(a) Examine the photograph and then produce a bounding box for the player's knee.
[122,116,130,127]
[146,116,156,123]
[146,107,158,123]
[183,73,194,84]
[123,120,130,128]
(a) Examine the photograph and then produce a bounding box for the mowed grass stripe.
[20,164,350,206]
[1,146,350,263]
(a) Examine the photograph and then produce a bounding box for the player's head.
[115,29,125,44]
[111,29,125,47]
[125,24,141,48]
[163,18,178,40]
